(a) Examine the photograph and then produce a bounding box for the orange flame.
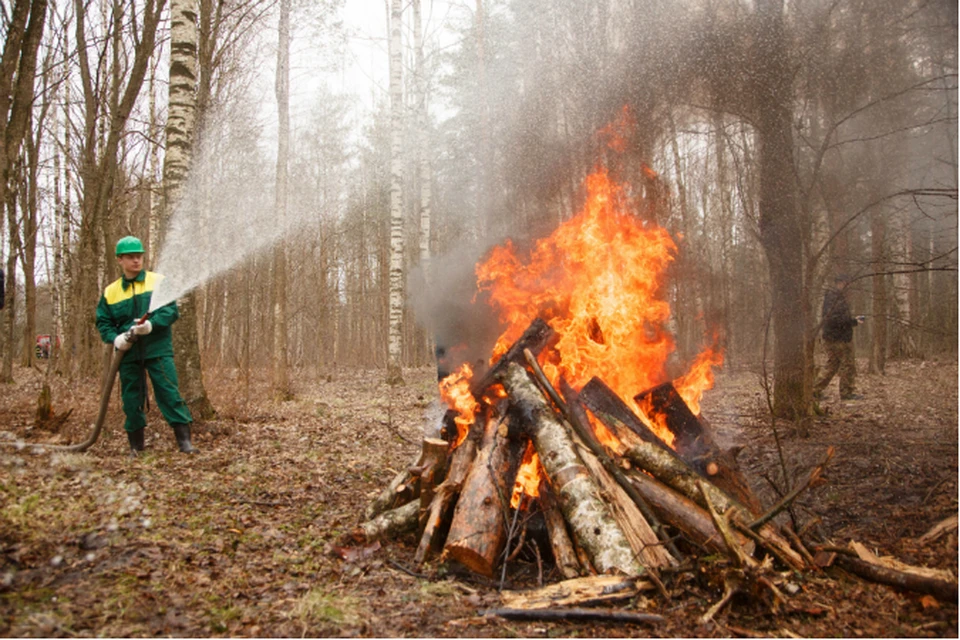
[439,363,478,446]
[477,167,685,444]
[510,442,542,509]
[674,344,724,416]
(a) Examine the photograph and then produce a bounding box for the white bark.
[272,0,290,396]
[386,0,405,384]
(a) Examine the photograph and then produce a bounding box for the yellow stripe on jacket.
[103,272,163,305]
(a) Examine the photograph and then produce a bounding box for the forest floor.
[0,356,956,637]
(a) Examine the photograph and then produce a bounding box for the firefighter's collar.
[121,270,146,290]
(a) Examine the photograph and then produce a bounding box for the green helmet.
[116,236,144,256]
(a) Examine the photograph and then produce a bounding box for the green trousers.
[119,355,193,433]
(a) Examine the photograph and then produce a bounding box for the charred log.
[469,318,555,399]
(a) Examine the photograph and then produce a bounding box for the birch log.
[500,362,643,576]
[574,439,674,569]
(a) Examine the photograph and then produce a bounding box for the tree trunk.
[385,0,405,385]
[271,0,290,398]
[869,209,887,374]
[753,0,807,420]
[0,0,47,380]
[163,0,215,419]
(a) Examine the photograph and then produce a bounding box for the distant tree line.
[0,0,955,421]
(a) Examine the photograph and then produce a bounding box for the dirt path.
[0,360,956,637]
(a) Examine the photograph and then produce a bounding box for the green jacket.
[96,270,178,359]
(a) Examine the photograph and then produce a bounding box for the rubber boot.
[172,423,197,454]
[127,428,145,458]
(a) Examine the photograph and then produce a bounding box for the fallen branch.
[483,608,664,624]
[835,555,958,603]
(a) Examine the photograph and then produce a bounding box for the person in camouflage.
[96,236,197,456]
[814,274,865,400]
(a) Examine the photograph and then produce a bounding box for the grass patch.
[293,589,362,626]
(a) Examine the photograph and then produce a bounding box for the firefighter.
[814,274,865,400]
[96,236,197,456]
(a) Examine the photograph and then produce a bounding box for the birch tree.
[163,0,216,418]
[272,0,291,397]
[386,0,404,384]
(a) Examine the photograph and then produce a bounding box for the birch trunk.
[272,0,290,397]
[163,0,215,418]
[385,0,405,384]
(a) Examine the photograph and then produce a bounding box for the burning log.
[634,382,762,514]
[539,479,581,579]
[580,378,672,452]
[469,317,555,399]
[443,415,524,576]
[499,362,643,576]
[414,422,481,566]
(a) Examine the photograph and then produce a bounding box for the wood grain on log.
[499,575,652,609]
[417,438,450,530]
[574,439,674,569]
[414,423,481,566]
[628,471,754,556]
[539,479,581,579]
[500,362,643,576]
[444,416,524,576]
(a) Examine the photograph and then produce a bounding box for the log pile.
[348,318,957,618]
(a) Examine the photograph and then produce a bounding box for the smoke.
[408,240,504,376]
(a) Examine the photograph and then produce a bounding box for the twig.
[500,496,524,591]
[386,559,425,578]
[782,526,817,568]
[749,447,835,530]
[483,608,664,624]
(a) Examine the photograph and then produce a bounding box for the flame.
[439,363,478,446]
[477,167,686,444]
[674,344,724,416]
[510,442,542,509]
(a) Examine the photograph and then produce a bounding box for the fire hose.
[2,314,147,453]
